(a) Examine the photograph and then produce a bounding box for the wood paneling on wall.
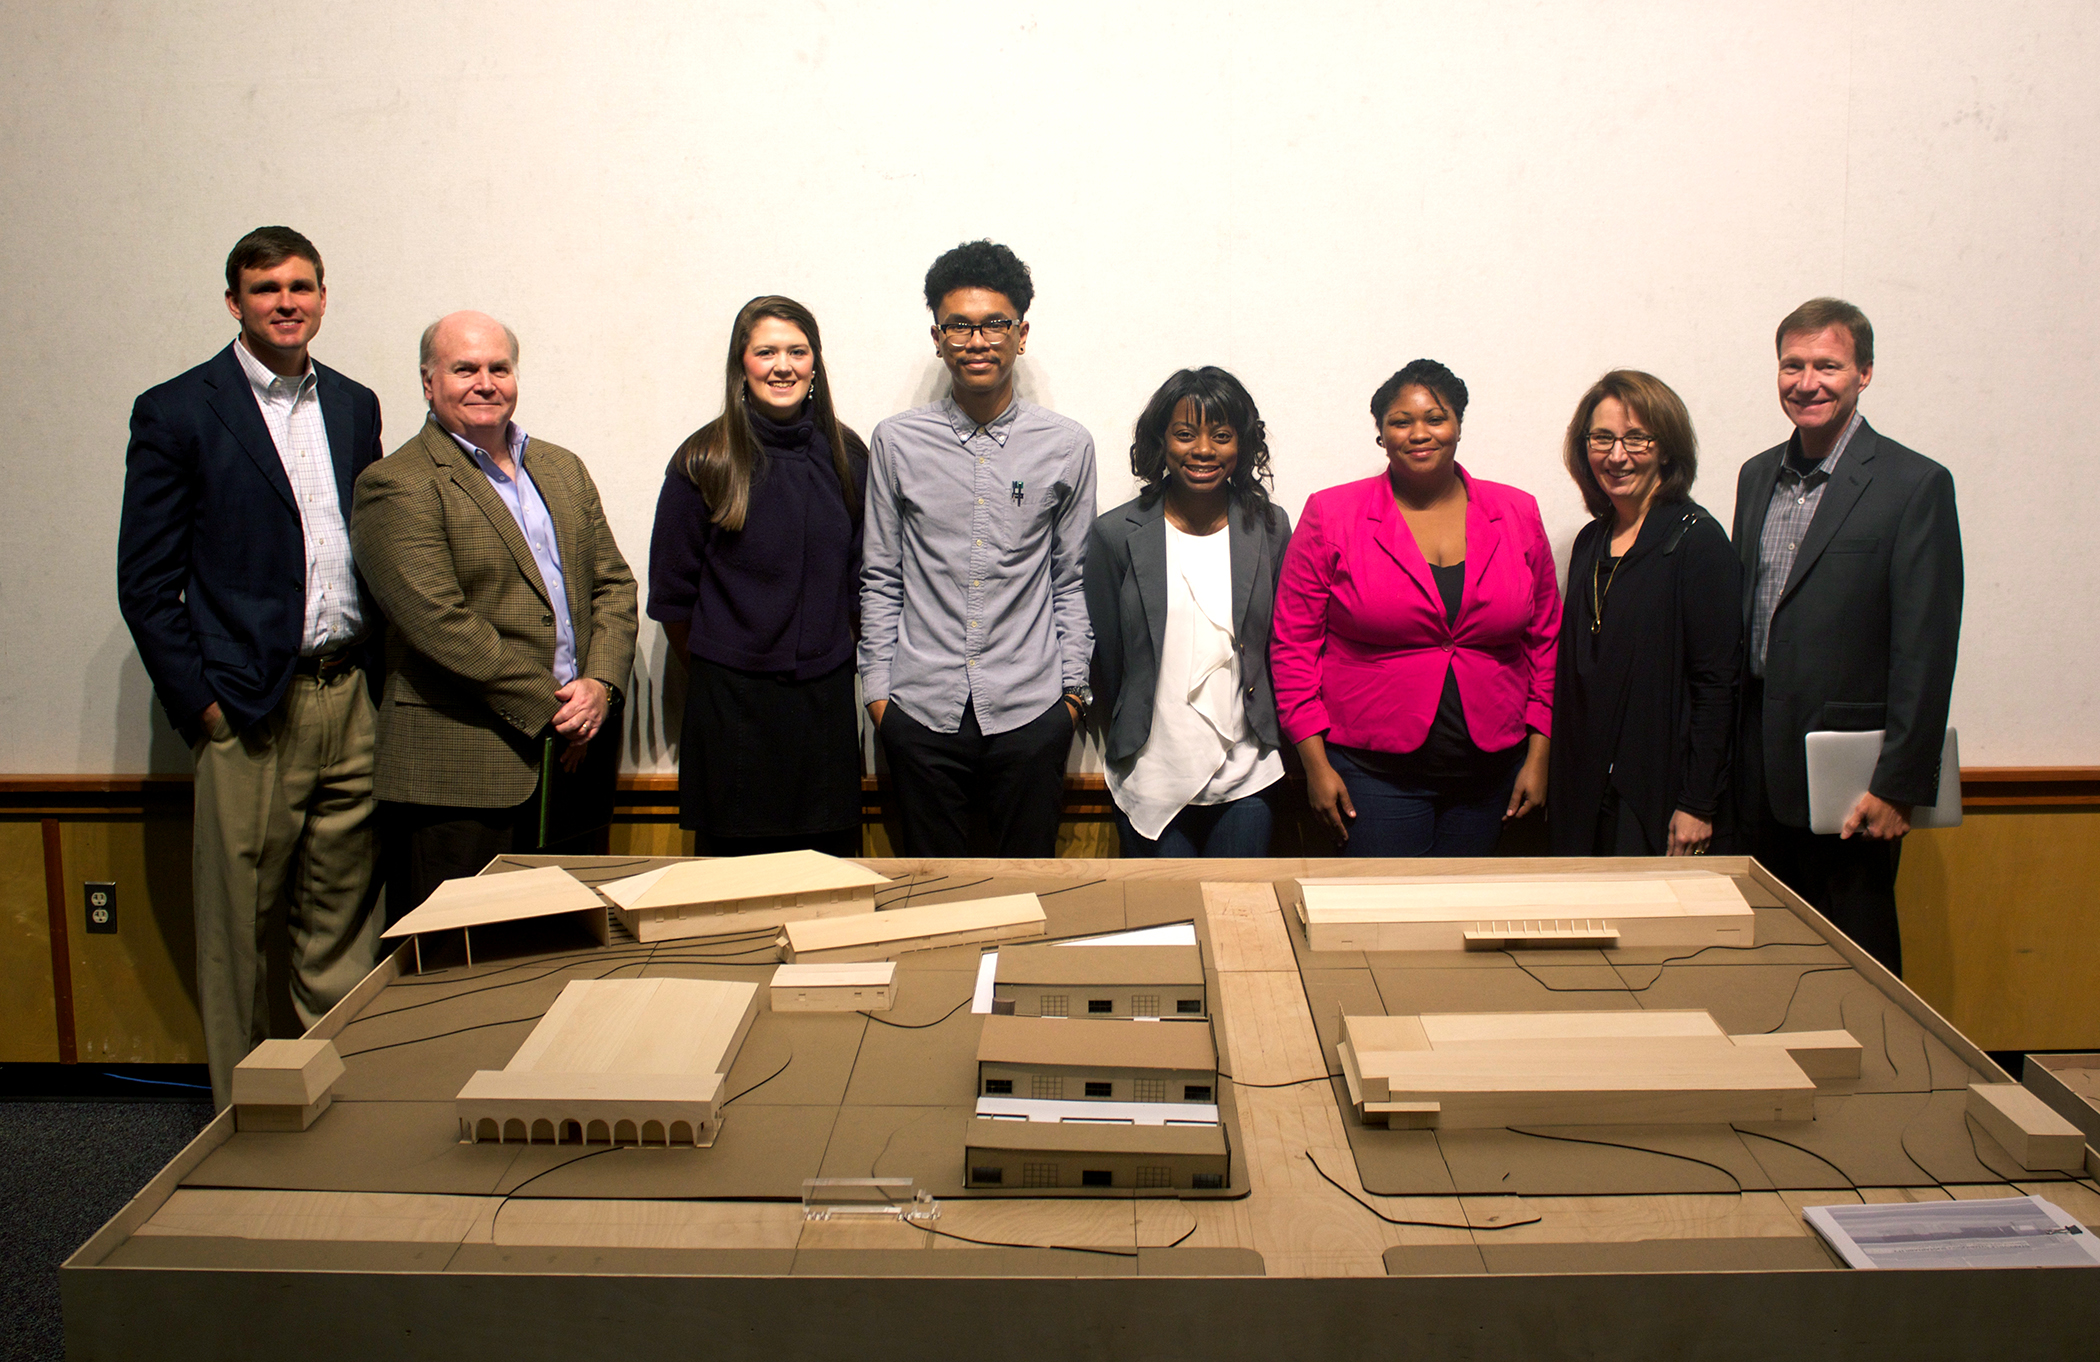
[1898,810,2100,1051]
[0,821,60,1062]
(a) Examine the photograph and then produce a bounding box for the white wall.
[3,0,2094,775]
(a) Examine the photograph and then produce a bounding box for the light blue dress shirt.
[449,423,577,686]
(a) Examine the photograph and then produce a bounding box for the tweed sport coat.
[350,416,638,807]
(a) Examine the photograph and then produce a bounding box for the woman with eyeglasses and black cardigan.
[1547,370,1742,856]
[647,295,868,857]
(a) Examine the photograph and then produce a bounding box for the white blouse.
[1105,521,1284,839]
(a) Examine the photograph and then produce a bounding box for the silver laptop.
[1804,727,1960,835]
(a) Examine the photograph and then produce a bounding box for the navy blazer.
[118,342,384,735]
[1083,491,1292,766]
[1732,418,1962,826]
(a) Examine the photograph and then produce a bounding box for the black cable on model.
[859,996,972,1029]
[1502,1127,1744,1194]
[1304,1152,1542,1230]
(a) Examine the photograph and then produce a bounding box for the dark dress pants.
[878,697,1074,858]
[1739,679,1904,974]
[382,795,540,920]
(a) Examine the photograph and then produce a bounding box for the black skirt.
[678,656,861,838]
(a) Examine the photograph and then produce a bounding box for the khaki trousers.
[192,669,383,1107]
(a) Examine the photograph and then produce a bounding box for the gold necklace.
[1590,554,1624,635]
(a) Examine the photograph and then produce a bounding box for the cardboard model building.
[456,977,760,1147]
[769,962,896,1013]
[975,1012,1219,1116]
[964,1120,1228,1191]
[231,1038,346,1132]
[991,942,1206,1019]
[598,850,890,943]
[1296,870,1756,952]
[780,893,1046,963]
[1336,1009,1844,1128]
[382,864,610,967]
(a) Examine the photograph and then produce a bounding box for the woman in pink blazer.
[1272,359,1561,855]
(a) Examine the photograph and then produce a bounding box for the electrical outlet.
[84,881,117,934]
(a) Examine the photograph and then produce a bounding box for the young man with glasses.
[859,240,1098,856]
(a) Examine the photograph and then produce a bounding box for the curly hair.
[1370,358,1469,426]
[1561,369,1699,520]
[1129,367,1273,521]
[923,239,1034,317]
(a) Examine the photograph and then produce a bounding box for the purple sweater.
[647,414,866,680]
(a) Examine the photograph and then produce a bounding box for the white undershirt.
[1105,521,1283,840]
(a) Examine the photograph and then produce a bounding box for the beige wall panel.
[1899,810,2100,1051]
[60,816,205,1063]
[0,820,61,1061]
[606,822,695,859]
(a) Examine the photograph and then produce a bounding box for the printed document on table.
[1803,1196,2100,1269]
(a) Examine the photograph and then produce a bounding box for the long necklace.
[1590,554,1624,635]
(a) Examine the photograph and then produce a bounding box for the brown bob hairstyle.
[675,295,865,532]
[1561,369,1699,520]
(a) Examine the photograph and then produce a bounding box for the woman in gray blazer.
[1083,368,1293,856]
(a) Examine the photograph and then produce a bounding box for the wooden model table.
[63,856,2100,1361]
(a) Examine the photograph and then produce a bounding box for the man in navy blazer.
[1732,298,1963,975]
[117,226,387,1105]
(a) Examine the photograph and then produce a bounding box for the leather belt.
[294,647,360,679]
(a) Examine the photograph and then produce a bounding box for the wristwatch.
[1064,685,1093,719]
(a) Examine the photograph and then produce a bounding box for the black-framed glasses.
[1587,431,1657,455]
[938,318,1021,344]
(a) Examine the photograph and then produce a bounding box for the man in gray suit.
[1732,298,1963,974]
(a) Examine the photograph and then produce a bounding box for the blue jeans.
[1115,786,1279,857]
[1326,746,1517,858]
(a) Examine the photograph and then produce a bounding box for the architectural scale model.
[991,942,1206,1019]
[1965,1082,2088,1172]
[1295,869,1756,952]
[964,1120,1228,1190]
[381,864,609,968]
[456,977,761,1147]
[230,1038,346,1132]
[779,893,1046,963]
[769,961,896,1012]
[1336,1010,1838,1128]
[597,849,890,943]
[974,1013,1220,1124]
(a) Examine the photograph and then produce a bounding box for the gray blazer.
[1083,492,1293,766]
[1732,418,1963,826]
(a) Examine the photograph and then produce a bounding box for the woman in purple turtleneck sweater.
[647,295,868,855]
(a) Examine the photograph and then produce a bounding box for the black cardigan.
[1547,502,1742,854]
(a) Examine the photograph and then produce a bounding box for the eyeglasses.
[1586,431,1657,455]
[938,318,1021,345]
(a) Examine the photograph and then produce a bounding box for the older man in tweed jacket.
[351,311,636,912]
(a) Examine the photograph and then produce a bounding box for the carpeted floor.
[0,1099,214,1362]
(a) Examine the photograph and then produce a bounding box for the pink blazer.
[1272,466,1561,754]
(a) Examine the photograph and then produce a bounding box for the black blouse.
[1547,503,1743,854]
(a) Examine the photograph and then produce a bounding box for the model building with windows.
[990,942,1206,1019]
[456,977,760,1147]
[973,1013,1219,1120]
[964,1121,1228,1191]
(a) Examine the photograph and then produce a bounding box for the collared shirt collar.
[939,392,1021,447]
[1782,408,1864,481]
[443,419,530,472]
[232,335,316,400]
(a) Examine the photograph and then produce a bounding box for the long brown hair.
[677,295,864,531]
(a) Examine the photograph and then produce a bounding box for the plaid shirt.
[1750,409,1864,675]
[233,338,364,653]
